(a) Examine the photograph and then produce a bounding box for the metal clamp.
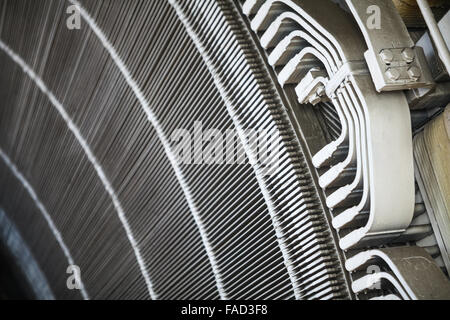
[346,0,434,92]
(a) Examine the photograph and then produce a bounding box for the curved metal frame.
[243,0,415,251]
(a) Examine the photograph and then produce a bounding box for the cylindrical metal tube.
[416,0,450,74]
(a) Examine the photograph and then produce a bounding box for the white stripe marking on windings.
[0,39,157,300]
[69,0,228,299]
[0,148,89,300]
[168,0,302,299]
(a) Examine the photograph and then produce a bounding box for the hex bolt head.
[316,85,325,97]
[402,48,415,63]
[386,68,401,81]
[379,49,394,64]
[408,66,421,81]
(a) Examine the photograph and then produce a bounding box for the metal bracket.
[346,0,434,92]
[346,247,450,299]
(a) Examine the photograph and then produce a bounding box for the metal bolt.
[309,94,321,105]
[379,49,394,64]
[386,68,401,81]
[402,48,415,63]
[408,66,421,81]
[316,85,325,97]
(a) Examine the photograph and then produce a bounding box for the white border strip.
[69,0,227,299]
[0,148,88,299]
[0,40,157,300]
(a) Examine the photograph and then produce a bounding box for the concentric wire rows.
[1,0,447,300]
[0,0,349,299]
